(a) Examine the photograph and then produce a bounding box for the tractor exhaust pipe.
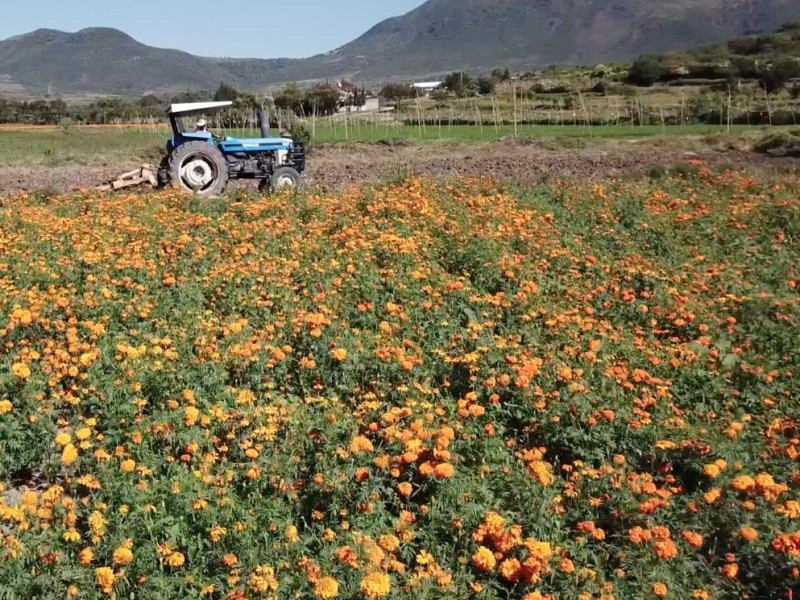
[258,110,270,138]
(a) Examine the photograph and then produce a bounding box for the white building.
[412,81,444,96]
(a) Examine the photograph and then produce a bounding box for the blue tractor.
[155,101,306,196]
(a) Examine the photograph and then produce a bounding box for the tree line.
[0,81,367,126]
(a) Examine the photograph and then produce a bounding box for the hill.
[1,0,800,95]
[331,0,800,76]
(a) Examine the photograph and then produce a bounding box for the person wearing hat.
[195,118,208,132]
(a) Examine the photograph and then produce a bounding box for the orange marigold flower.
[379,534,400,553]
[471,546,497,572]
[721,563,739,579]
[184,406,199,427]
[360,572,391,599]
[0,399,13,414]
[223,554,238,567]
[681,531,704,548]
[739,527,758,542]
[350,435,374,453]
[79,548,95,566]
[654,540,678,560]
[499,558,522,582]
[652,582,668,597]
[314,576,339,599]
[331,348,347,362]
[433,463,455,479]
[731,475,756,492]
[95,567,116,594]
[397,482,413,497]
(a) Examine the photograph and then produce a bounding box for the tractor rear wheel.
[168,142,228,197]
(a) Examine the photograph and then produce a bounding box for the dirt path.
[0,138,795,196]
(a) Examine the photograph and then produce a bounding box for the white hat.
[196,119,207,127]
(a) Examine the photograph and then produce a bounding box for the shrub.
[626,56,666,86]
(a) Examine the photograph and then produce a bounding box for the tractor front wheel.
[168,142,228,197]
[268,166,301,191]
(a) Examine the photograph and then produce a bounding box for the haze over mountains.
[2,0,800,95]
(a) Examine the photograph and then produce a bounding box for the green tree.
[444,71,475,97]
[380,83,415,102]
[274,83,305,114]
[213,82,240,102]
[625,56,666,87]
[491,67,511,81]
[476,76,497,96]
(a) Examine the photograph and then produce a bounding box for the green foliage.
[213,82,240,102]
[443,71,475,97]
[380,82,416,102]
[625,56,666,86]
[1,173,800,599]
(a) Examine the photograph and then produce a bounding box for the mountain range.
[1,0,800,95]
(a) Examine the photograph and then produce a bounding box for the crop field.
[0,123,783,168]
[1,168,799,600]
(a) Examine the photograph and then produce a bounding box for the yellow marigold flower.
[67,585,78,597]
[360,572,391,599]
[732,475,756,492]
[55,432,72,446]
[112,544,134,566]
[703,463,721,478]
[703,487,721,504]
[11,363,30,379]
[249,565,278,593]
[285,525,300,543]
[75,427,92,441]
[522,594,546,600]
[0,399,12,414]
[314,576,339,599]
[120,459,136,473]
[379,534,400,553]
[350,435,374,453]
[331,348,348,362]
[165,552,185,568]
[62,444,79,466]
[63,528,81,542]
[184,406,199,427]
[95,567,116,594]
[210,526,228,543]
[79,548,94,566]
[471,546,497,572]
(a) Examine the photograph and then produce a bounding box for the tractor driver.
[195,119,208,133]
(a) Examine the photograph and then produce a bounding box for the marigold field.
[0,170,799,600]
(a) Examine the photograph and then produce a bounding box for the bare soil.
[0,138,795,196]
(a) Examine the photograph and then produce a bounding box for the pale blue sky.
[0,0,426,58]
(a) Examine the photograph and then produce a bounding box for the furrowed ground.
[0,170,799,600]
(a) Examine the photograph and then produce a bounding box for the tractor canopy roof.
[167,101,233,117]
